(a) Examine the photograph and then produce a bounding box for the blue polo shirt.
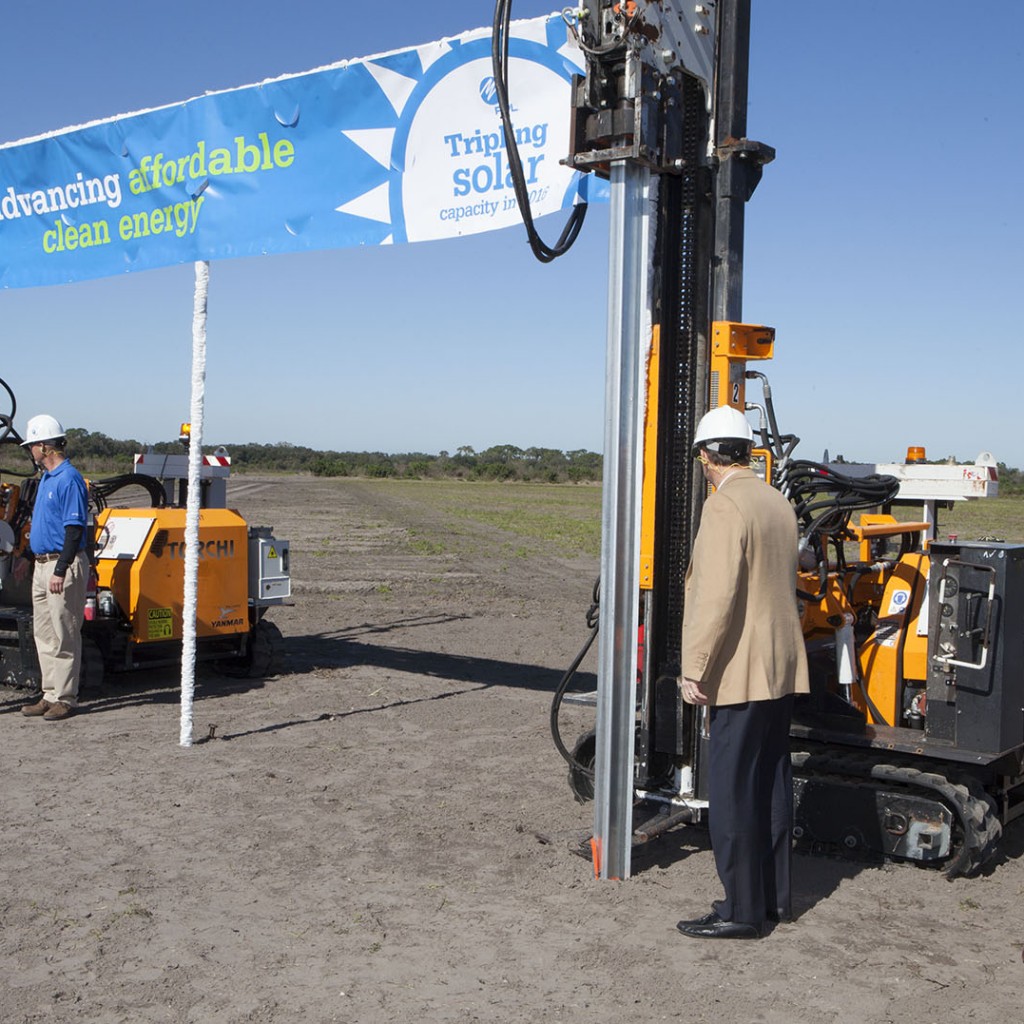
[29,459,88,555]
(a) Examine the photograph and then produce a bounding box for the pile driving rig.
[522,0,1021,877]
[0,377,290,691]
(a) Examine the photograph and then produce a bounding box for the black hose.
[779,460,900,542]
[90,473,167,510]
[549,625,599,772]
[0,377,17,442]
[795,559,829,603]
[855,674,891,728]
[491,0,588,263]
[549,577,600,775]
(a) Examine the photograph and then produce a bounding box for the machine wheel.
[220,619,283,679]
[565,726,661,805]
[567,730,597,803]
[943,771,1003,878]
[79,637,105,696]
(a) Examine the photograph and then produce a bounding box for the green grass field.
[366,478,1023,554]
[381,479,604,557]
[925,496,1024,543]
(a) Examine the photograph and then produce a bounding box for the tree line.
[995,463,1024,496]
[14,430,1024,494]
[55,430,605,484]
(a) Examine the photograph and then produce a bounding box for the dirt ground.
[2,475,1022,1024]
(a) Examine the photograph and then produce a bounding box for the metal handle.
[933,559,996,672]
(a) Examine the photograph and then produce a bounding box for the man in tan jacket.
[676,406,809,940]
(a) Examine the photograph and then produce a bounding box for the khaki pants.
[31,551,88,706]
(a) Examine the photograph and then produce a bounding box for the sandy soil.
[2,475,1022,1024]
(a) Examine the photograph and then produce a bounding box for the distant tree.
[480,444,523,465]
[311,457,349,477]
[474,462,514,481]
[566,449,602,482]
[997,462,1023,495]
[46,429,608,483]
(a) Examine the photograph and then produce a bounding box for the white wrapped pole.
[180,260,210,747]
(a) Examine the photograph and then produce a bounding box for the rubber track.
[791,749,1003,878]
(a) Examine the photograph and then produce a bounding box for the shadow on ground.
[283,617,596,695]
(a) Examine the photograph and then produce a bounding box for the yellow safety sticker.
[268,547,278,560]
[147,607,174,640]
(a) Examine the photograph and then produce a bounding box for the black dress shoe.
[680,910,720,928]
[676,911,762,940]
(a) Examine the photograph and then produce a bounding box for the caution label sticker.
[873,621,900,649]
[147,607,174,640]
[887,589,911,617]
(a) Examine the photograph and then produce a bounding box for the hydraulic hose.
[549,578,601,776]
[0,376,18,444]
[491,0,588,263]
[90,473,168,511]
[779,460,900,541]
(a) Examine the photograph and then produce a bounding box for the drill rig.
[520,0,1021,878]
[0,376,290,691]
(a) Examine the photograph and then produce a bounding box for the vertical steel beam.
[713,0,753,323]
[593,159,653,880]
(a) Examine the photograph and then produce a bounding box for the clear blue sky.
[2,2,1022,466]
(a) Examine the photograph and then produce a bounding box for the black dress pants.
[708,694,795,925]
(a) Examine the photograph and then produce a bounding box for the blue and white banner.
[0,14,600,289]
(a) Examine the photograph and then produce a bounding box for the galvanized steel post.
[593,160,653,880]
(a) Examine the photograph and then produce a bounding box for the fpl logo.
[479,76,515,112]
[479,77,499,105]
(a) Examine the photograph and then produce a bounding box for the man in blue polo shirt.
[18,414,89,722]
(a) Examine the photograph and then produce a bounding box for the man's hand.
[679,676,708,706]
[49,574,65,595]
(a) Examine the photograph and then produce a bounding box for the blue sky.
[2,2,1022,466]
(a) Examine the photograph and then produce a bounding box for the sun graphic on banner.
[332,48,423,246]
[332,16,588,247]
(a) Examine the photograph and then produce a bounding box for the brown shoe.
[43,701,75,721]
[21,697,51,717]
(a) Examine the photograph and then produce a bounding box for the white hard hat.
[692,405,754,455]
[21,414,66,446]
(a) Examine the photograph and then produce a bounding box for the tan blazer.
[681,469,809,706]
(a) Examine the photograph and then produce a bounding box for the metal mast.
[568,0,718,879]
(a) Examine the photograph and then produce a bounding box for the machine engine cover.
[95,507,250,641]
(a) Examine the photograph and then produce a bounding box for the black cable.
[492,0,588,263]
[795,560,828,603]
[90,473,167,509]
[778,462,899,725]
[778,461,900,542]
[550,578,600,775]
[855,675,891,728]
[0,377,17,443]
[550,624,599,772]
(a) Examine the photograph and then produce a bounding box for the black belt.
[34,552,61,563]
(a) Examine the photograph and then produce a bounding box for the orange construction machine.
[1,381,289,691]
